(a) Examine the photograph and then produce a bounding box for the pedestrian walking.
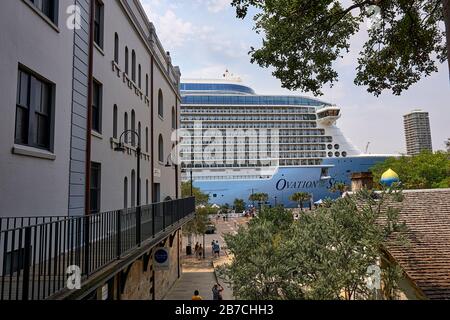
[213,240,220,258]
[194,242,199,258]
[212,284,224,301]
[211,240,215,255]
[198,244,203,260]
[192,290,203,300]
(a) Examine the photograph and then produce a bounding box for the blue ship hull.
[193,156,387,208]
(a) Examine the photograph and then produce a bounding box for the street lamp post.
[114,130,141,245]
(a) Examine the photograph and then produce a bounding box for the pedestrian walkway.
[164,217,249,300]
[164,256,217,300]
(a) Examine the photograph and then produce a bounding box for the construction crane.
[365,142,371,154]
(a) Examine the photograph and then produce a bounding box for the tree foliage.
[219,189,408,300]
[289,192,311,211]
[231,0,448,96]
[234,198,246,212]
[183,206,216,236]
[330,182,349,195]
[249,192,269,205]
[181,181,210,205]
[371,151,450,189]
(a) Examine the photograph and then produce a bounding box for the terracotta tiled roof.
[381,189,450,300]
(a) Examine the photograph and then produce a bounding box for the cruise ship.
[178,74,390,208]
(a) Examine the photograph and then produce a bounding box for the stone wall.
[119,229,181,300]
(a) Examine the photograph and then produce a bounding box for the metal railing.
[0,197,195,300]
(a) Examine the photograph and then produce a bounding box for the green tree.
[183,206,217,247]
[234,198,246,212]
[181,181,209,205]
[445,138,450,152]
[371,151,450,189]
[220,189,407,300]
[249,192,269,208]
[289,192,311,211]
[330,182,349,196]
[231,0,449,97]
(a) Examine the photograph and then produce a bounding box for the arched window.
[145,127,149,153]
[138,122,141,148]
[113,105,118,139]
[131,110,136,146]
[124,112,128,135]
[158,89,163,117]
[138,64,142,89]
[158,134,164,163]
[124,177,128,209]
[131,170,136,208]
[114,33,119,64]
[131,50,136,82]
[145,74,149,96]
[125,47,129,74]
[171,106,176,129]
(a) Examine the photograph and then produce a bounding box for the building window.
[125,47,129,75]
[145,74,149,96]
[131,50,136,83]
[113,105,118,139]
[138,65,142,89]
[29,0,58,24]
[171,106,176,129]
[90,162,101,214]
[92,80,102,133]
[93,0,104,48]
[124,112,128,134]
[138,122,141,148]
[15,67,54,151]
[131,110,136,146]
[114,33,119,64]
[145,127,149,153]
[158,89,163,117]
[124,177,128,209]
[158,134,164,163]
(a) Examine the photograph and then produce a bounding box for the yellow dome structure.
[380,168,400,187]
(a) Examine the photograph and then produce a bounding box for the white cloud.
[207,0,231,13]
[142,7,194,48]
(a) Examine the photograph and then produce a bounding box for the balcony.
[0,197,195,300]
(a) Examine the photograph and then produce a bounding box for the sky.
[141,0,450,154]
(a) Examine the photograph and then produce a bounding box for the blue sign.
[154,249,169,264]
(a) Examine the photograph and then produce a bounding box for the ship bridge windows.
[317,109,340,119]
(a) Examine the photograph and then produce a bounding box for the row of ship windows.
[181,108,316,114]
[181,115,317,121]
[185,146,328,152]
[280,159,323,166]
[180,138,334,145]
[182,96,327,107]
[186,175,273,182]
[182,163,275,169]
[181,123,318,129]
[180,129,326,136]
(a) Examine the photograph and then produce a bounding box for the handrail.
[0,197,195,300]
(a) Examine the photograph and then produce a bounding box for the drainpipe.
[85,0,95,215]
